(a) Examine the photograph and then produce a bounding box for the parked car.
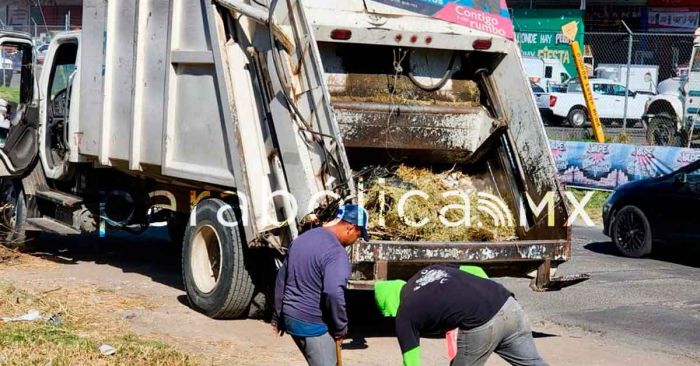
[603,159,700,257]
[549,78,651,128]
[531,83,555,125]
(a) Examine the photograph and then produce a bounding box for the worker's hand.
[332,327,347,339]
[271,321,284,336]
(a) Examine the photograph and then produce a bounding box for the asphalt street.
[498,225,700,361]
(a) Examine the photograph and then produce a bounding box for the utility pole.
[622,21,633,134]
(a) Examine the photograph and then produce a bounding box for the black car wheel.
[567,107,587,128]
[611,205,652,258]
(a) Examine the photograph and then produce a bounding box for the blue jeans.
[292,332,337,366]
[451,297,548,366]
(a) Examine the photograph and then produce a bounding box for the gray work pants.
[292,332,337,366]
[451,297,548,366]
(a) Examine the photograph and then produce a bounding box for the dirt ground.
[0,230,697,366]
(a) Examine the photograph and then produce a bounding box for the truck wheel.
[646,113,680,146]
[611,205,652,258]
[567,108,587,128]
[182,198,254,319]
[0,179,30,248]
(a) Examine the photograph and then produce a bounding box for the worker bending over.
[375,264,547,366]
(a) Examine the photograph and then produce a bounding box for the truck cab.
[644,27,700,146]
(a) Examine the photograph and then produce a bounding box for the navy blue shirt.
[273,227,351,336]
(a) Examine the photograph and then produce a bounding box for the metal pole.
[622,21,633,134]
[65,11,70,31]
[32,19,37,38]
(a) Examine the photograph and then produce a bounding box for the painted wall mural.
[550,140,700,190]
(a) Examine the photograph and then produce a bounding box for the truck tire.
[0,179,30,248]
[646,113,681,146]
[567,107,587,128]
[611,205,652,258]
[182,198,254,319]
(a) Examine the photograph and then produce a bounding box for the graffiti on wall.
[550,140,700,189]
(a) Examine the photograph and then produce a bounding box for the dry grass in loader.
[362,165,517,242]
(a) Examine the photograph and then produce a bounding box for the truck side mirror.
[0,35,33,105]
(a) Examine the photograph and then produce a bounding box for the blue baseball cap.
[336,204,369,241]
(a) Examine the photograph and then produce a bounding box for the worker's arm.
[321,249,351,337]
[271,256,288,331]
[396,312,421,366]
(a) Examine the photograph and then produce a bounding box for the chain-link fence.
[519,28,695,142]
[1,24,75,44]
[584,31,694,134]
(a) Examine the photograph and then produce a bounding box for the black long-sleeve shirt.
[395,264,513,353]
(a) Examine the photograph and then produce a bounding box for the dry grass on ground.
[0,281,201,365]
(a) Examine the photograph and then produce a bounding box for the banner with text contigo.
[369,0,515,39]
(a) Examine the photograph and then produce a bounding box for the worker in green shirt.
[375,264,547,366]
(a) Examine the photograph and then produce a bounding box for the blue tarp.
[550,140,700,190]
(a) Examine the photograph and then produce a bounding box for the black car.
[603,159,700,257]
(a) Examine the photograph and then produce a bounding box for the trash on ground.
[361,165,517,242]
[1,309,42,322]
[98,344,117,356]
[47,313,63,326]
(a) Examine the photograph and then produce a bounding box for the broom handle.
[335,338,343,366]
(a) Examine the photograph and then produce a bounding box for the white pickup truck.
[548,78,650,127]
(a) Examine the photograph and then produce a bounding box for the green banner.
[513,9,584,77]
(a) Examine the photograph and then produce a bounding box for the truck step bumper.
[354,239,569,263]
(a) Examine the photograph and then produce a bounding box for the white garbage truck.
[0,0,572,318]
[644,28,700,146]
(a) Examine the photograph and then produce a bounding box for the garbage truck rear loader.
[0,0,571,318]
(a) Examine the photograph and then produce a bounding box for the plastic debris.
[1,309,41,322]
[98,344,117,356]
[47,313,63,326]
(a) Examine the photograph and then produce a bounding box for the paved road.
[498,225,700,361]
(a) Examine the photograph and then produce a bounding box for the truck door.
[0,32,37,176]
[592,83,614,118]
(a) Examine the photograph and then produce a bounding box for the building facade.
[1,0,82,36]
